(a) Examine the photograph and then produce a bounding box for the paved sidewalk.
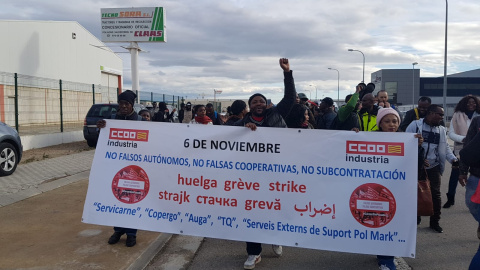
[0,151,172,270]
[0,151,94,197]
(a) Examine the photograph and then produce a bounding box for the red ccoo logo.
[346,141,404,156]
[109,128,149,142]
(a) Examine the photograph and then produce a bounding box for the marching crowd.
[97,58,480,270]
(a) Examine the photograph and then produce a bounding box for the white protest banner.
[82,120,418,257]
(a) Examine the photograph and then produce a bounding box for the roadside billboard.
[101,7,166,42]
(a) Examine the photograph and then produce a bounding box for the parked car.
[83,103,145,147]
[83,104,119,147]
[0,122,23,176]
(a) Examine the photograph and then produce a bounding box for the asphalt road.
[148,164,478,270]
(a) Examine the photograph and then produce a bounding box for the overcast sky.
[2,0,479,103]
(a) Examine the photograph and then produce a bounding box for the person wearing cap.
[317,97,337,129]
[182,102,193,123]
[96,90,142,247]
[298,93,308,105]
[235,58,296,270]
[374,107,425,270]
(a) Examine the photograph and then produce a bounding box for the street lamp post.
[305,90,312,100]
[328,68,340,104]
[412,62,418,109]
[309,84,318,101]
[443,0,448,120]
[348,49,365,82]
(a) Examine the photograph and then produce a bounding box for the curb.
[127,233,174,270]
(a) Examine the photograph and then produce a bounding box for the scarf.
[195,115,212,125]
[452,111,469,136]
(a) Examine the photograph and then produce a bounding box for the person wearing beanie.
[234,58,296,270]
[117,90,137,107]
[374,107,425,270]
[234,58,296,132]
[96,90,143,247]
[376,107,400,132]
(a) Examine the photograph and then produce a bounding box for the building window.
[384,82,398,103]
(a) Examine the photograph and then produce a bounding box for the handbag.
[418,170,434,216]
[471,179,480,204]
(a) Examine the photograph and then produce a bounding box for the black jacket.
[152,110,174,122]
[400,109,418,132]
[235,71,296,128]
[178,109,185,123]
[113,111,142,121]
[224,115,243,126]
[207,112,223,125]
[460,116,480,178]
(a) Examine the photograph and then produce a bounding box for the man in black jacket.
[235,58,296,270]
[206,103,223,125]
[96,90,142,247]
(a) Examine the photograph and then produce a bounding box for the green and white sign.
[101,7,166,42]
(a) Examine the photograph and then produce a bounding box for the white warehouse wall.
[0,20,122,84]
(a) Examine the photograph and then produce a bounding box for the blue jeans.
[465,175,480,270]
[470,243,480,270]
[465,175,480,222]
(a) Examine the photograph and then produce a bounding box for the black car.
[83,104,119,147]
[83,103,146,147]
[0,122,23,176]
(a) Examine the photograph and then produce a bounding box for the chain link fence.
[0,72,183,135]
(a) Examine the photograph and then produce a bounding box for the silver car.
[0,122,22,176]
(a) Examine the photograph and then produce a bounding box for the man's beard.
[252,109,265,117]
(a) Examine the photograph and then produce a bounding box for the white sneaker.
[244,254,261,269]
[272,245,283,257]
[379,265,391,270]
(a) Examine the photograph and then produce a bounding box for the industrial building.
[371,68,480,117]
